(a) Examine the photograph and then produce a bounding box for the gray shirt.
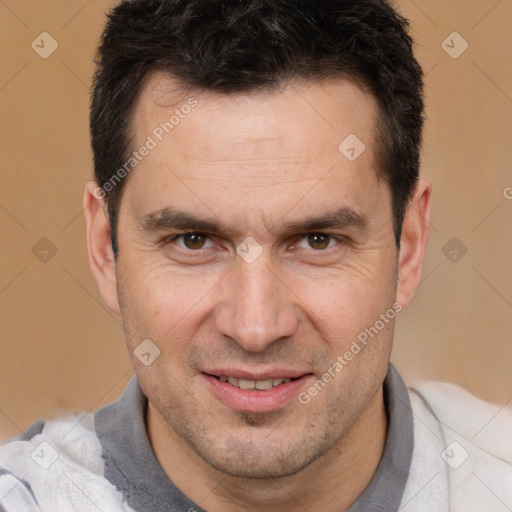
[95,363,414,511]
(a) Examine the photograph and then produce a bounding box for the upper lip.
[202,369,312,380]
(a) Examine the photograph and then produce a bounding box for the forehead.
[133,70,380,160]
[124,71,385,224]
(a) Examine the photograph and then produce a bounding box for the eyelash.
[161,232,343,253]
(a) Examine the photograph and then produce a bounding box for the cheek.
[119,264,220,346]
[292,265,396,346]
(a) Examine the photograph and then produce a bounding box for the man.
[1,0,511,510]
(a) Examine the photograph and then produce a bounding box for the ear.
[396,176,433,308]
[83,181,121,315]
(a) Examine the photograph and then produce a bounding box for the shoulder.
[412,380,512,462]
[402,379,512,512]
[0,413,134,511]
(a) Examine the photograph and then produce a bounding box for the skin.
[84,72,432,511]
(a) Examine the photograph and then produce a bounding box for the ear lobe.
[83,181,121,315]
[396,176,433,308]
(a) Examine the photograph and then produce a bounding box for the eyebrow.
[138,206,369,237]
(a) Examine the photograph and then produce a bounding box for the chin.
[190,429,336,480]
[202,452,312,480]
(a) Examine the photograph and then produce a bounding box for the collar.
[95,363,413,512]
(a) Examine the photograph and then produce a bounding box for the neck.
[147,387,387,512]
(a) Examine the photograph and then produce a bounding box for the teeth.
[219,376,295,390]
[227,376,239,387]
[255,379,273,390]
[238,379,255,390]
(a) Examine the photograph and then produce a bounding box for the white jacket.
[1,380,511,511]
[401,381,512,511]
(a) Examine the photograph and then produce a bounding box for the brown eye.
[306,233,331,250]
[173,232,211,250]
[182,233,207,249]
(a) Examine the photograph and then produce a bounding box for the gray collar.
[346,364,414,512]
[95,364,413,512]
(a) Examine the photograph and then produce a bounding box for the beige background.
[1,0,511,439]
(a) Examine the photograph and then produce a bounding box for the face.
[96,73,404,478]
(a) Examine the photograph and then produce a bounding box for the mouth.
[201,371,314,413]
[204,373,304,391]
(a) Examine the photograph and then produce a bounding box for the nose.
[214,255,298,353]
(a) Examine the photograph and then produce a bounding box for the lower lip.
[202,373,313,413]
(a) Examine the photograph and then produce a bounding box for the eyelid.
[293,233,343,251]
[161,231,345,251]
[162,232,216,250]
